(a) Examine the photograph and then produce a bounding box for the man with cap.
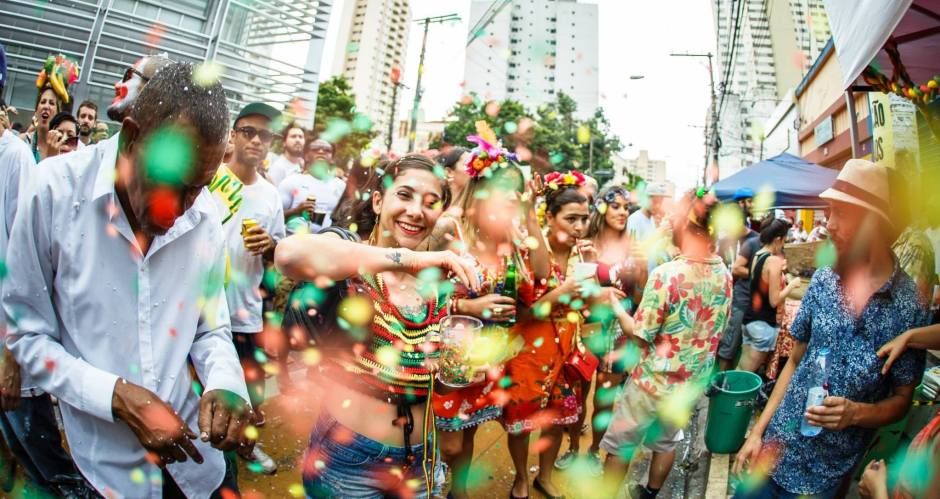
[733,159,927,498]
[211,102,285,474]
[628,181,670,273]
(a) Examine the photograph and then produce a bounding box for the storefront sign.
[870,92,920,171]
[814,116,833,146]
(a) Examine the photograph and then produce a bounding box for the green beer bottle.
[500,256,517,326]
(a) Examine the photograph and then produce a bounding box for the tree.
[431,96,532,151]
[313,76,378,167]
[434,91,623,176]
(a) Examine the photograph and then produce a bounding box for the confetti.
[192,61,224,87]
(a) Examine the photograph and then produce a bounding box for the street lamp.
[629,75,645,80]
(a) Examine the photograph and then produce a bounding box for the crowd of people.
[0,48,938,499]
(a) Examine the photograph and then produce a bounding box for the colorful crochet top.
[325,273,449,404]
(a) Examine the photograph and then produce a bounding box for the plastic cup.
[573,262,598,282]
[438,315,484,388]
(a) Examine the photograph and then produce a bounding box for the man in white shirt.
[4,62,251,498]
[279,139,345,235]
[0,104,95,496]
[214,102,286,474]
[265,122,305,187]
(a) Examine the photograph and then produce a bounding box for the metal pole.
[845,89,861,159]
[707,52,719,186]
[407,14,459,151]
[408,18,430,151]
[588,138,594,173]
[387,82,399,152]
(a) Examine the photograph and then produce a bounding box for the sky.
[316,0,717,193]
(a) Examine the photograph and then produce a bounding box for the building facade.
[712,0,830,177]
[331,0,410,149]
[1,0,332,124]
[463,0,598,119]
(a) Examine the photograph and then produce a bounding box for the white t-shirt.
[213,177,285,333]
[266,153,302,187]
[278,172,346,235]
[627,209,656,241]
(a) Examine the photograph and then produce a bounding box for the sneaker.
[587,452,603,477]
[554,449,578,470]
[245,446,278,474]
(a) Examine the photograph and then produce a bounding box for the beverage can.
[241,218,258,248]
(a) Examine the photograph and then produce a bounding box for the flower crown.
[544,170,586,190]
[36,54,80,105]
[465,121,518,178]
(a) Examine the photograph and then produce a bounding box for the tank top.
[746,250,778,326]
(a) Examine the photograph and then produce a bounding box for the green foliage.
[434,92,623,175]
[313,76,378,166]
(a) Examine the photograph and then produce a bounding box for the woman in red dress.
[504,178,594,499]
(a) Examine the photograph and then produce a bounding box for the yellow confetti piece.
[192,60,224,87]
[711,203,745,239]
[129,468,145,484]
[342,399,351,409]
[566,311,580,323]
[288,483,305,497]
[244,425,259,441]
[751,185,776,216]
[577,125,591,144]
[375,345,400,367]
[523,236,540,250]
[339,296,373,326]
[302,347,321,366]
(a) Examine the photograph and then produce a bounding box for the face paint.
[107,57,147,121]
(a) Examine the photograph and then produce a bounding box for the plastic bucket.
[704,370,763,454]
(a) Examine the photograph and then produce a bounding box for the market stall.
[712,152,839,208]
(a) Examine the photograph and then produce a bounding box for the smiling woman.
[274,154,486,498]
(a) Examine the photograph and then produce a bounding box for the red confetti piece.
[44,358,56,371]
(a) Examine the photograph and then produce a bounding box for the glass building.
[1,0,332,124]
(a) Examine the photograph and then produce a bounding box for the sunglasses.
[122,67,149,83]
[307,145,332,153]
[234,126,279,144]
[63,136,79,148]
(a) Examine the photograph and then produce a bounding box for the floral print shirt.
[629,255,732,398]
[765,264,927,495]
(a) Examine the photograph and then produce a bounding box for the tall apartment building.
[1,0,332,124]
[627,150,668,185]
[332,0,410,148]
[712,0,830,177]
[463,0,599,119]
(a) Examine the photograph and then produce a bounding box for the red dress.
[502,260,584,435]
[432,249,544,432]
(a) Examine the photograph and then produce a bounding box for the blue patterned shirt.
[764,264,927,494]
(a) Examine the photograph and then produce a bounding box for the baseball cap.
[235,102,281,124]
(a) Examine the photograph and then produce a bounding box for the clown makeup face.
[108,58,149,121]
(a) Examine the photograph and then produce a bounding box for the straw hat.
[819,159,892,226]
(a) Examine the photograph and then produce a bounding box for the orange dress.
[432,244,544,432]
[502,260,584,435]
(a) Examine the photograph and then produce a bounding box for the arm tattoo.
[386,250,402,266]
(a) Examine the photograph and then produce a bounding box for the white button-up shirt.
[3,135,249,498]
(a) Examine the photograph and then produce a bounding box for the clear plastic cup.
[438,315,484,387]
[573,262,598,282]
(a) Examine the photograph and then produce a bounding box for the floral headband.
[544,170,586,190]
[36,54,79,105]
[466,121,518,178]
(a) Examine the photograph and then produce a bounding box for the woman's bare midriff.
[320,381,427,448]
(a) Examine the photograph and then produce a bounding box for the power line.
[717,0,747,121]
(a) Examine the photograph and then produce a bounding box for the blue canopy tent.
[712,153,839,208]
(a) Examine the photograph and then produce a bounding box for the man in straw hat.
[732,159,928,498]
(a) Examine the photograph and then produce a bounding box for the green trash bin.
[705,370,763,454]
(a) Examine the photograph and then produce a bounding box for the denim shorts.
[742,320,780,352]
[303,412,445,498]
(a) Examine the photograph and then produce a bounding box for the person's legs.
[536,425,565,497]
[232,332,265,409]
[738,322,778,373]
[645,450,676,492]
[507,431,530,498]
[439,426,478,499]
[590,371,625,454]
[557,377,591,469]
[737,344,768,372]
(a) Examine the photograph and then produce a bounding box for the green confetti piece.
[533,337,544,348]
[142,126,195,186]
[815,240,837,267]
[352,113,373,132]
[504,121,518,134]
[192,380,203,396]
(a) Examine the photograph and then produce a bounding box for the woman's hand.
[858,459,889,499]
[400,250,480,293]
[46,129,67,157]
[877,329,912,375]
[459,294,516,321]
[575,239,598,262]
[522,175,544,210]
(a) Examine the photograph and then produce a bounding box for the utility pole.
[386,65,408,152]
[408,13,460,151]
[671,52,719,186]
